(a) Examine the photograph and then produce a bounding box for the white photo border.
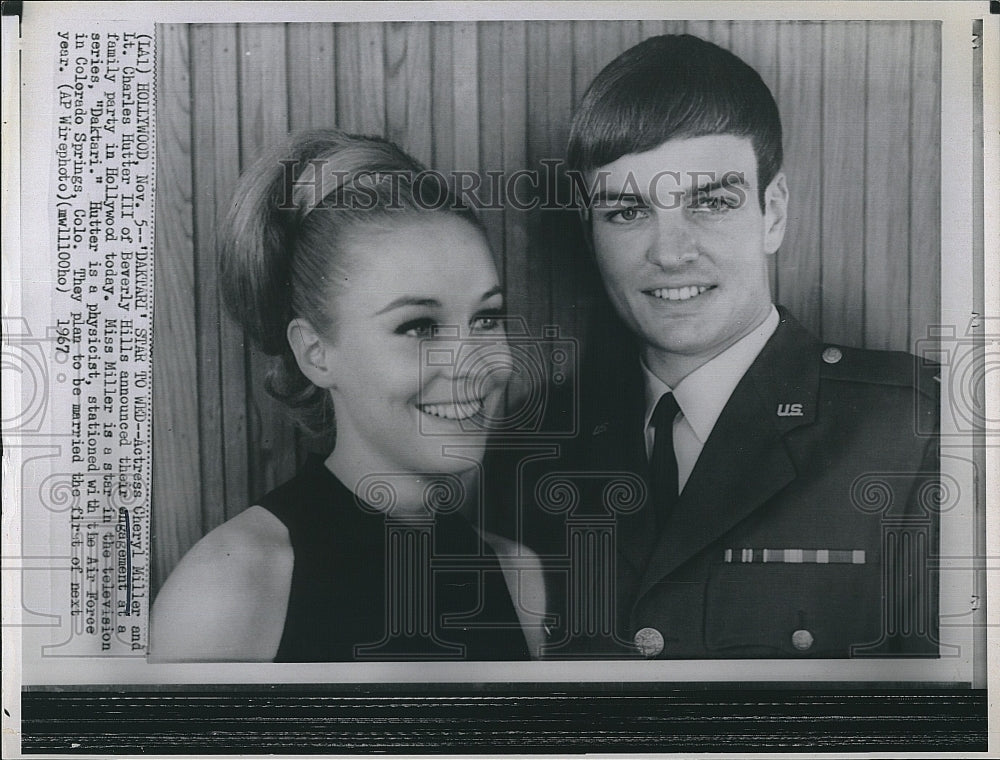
[3,1,997,756]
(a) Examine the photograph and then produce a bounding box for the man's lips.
[644,285,715,302]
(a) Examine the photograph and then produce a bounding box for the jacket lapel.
[580,337,658,572]
[634,310,821,602]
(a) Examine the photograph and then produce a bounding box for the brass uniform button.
[634,627,665,658]
[822,346,843,364]
[792,629,814,651]
[634,628,663,658]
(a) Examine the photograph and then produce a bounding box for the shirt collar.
[642,306,780,444]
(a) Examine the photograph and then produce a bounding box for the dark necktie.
[649,393,681,532]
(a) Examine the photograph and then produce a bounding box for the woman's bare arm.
[149,506,294,662]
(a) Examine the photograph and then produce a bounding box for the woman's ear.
[287,318,337,388]
[762,171,789,255]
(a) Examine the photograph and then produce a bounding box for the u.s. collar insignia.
[776,403,804,417]
[592,422,609,436]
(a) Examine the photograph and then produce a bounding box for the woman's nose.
[451,339,513,388]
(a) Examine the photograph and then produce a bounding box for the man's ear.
[762,171,789,255]
[287,318,337,388]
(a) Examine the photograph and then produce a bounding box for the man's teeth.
[419,401,482,420]
[650,285,709,301]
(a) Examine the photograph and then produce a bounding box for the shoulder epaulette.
[817,343,940,400]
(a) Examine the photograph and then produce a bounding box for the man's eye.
[690,194,740,213]
[396,318,435,338]
[605,204,648,224]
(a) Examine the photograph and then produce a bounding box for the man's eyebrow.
[691,175,748,194]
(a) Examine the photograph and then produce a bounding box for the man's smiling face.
[589,134,788,383]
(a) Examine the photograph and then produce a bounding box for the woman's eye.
[396,319,435,338]
[605,204,648,224]
[472,313,505,333]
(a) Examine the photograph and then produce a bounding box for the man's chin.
[641,329,717,358]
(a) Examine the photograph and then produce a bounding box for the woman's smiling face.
[310,214,509,481]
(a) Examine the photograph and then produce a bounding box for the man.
[526,34,939,659]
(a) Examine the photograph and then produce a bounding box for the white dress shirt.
[642,306,780,492]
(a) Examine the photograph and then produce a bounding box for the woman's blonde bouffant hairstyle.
[218,129,482,436]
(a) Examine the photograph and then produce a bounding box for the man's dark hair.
[567,34,783,209]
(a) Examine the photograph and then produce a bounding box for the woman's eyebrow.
[590,190,647,207]
[479,285,503,302]
[376,286,502,316]
[374,296,441,316]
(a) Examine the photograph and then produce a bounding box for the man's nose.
[645,211,700,267]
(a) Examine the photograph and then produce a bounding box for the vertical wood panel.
[238,24,290,159]
[544,22,576,340]
[451,22,479,172]
[864,22,912,350]
[728,22,781,109]
[238,24,296,499]
[189,25,225,531]
[385,22,432,165]
[498,19,532,380]
[620,21,643,51]
[909,22,941,349]
[821,22,867,347]
[567,21,607,356]
[571,22,599,108]
[640,20,669,37]
[431,23,454,173]
[500,19,529,315]
[729,22,781,298]
[712,20,733,47]
[191,24,248,522]
[335,23,386,134]
[544,21,573,179]
[523,24,555,336]
[286,24,337,131]
[214,30,252,518]
[683,21,713,44]
[685,20,731,48]
[477,22,506,259]
[776,22,824,335]
[153,25,200,587]
[593,20,625,71]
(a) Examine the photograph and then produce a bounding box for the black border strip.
[21,688,987,754]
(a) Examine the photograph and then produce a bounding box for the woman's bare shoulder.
[149,506,294,662]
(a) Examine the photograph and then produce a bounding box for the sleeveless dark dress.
[259,457,530,661]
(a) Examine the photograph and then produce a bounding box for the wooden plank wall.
[152,20,941,589]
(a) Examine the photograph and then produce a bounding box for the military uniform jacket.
[525,308,940,659]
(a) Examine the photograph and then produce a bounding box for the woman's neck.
[324,449,474,521]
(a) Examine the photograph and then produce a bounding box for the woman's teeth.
[418,401,482,420]
[650,285,709,301]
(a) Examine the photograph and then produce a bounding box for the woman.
[150,130,546,662]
